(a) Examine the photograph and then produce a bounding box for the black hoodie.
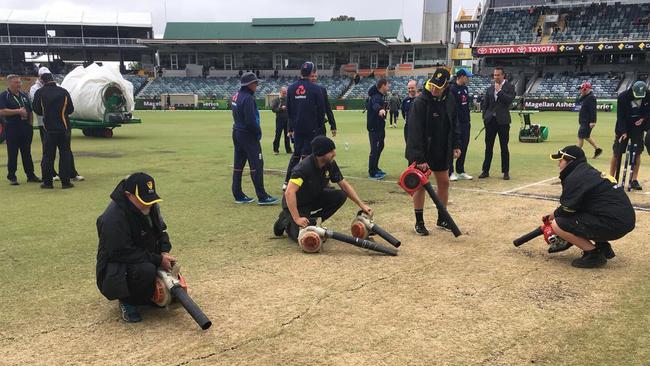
[554,158,635,231]
[95,179,172,300]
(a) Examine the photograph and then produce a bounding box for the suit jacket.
[481,81,515,125]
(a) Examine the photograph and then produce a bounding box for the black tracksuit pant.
[39,127,78,178]
[482,119,510,174]
[42,131,72,185]
[450,123,471,174]
[368,129,385,175]
[285,188,347,241]
[5,122,35,180]
[272,118,291,153]
[119,262,157,305]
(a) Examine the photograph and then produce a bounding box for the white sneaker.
[449,172,459,181]
[72,175,85,182]
[53,175,61,181]
[457,173,473,180]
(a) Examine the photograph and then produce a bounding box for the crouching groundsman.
[548,145,635,268]
[274,136,373,241]
[96,173,176,322]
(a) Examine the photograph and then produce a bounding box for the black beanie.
[311,136,336,156]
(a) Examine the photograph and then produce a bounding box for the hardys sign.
[454,21,479,32]
[475,45,558,55]
[523,98,615,112]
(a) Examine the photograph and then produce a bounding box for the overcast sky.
[4,0,480,41]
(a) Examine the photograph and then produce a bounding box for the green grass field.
[1,109,649,365]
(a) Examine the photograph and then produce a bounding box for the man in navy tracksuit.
[231,72,279,205]
[310,72,337,137]
[401,79,417,143]
[283,62,325,188]
[448,69,474,181]
[367,78,390,179]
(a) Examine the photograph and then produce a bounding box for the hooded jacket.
[366,85,386,131]
[96,180,172,300]
[576,91,597,126]
[554,158,635,231]
[231,86,262,139]
[405,87,461,164]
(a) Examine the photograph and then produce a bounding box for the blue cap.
[300,61,316,76]
[456,69,473,77]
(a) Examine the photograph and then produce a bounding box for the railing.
[0,36,143,47]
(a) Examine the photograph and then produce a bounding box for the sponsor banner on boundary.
[523,98,615,112]
[474,44,558,56]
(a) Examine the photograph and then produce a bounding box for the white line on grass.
[501,177,558,194]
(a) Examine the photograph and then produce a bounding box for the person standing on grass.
[479,67,515,181]
[575,82,603,159]
[401,80,417,143]
[230,72,279,205]
[283,61,325,190]
[30,67,84,183]
[389,92,401,128]
[449,69,474,182]
[32,72,76,189]
[406,68,461,235]
[367,78,390,180]
[96,173,176,323]
[0,74,40,186]
[271,87,292,155]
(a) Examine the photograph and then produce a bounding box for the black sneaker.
[119,301,142,323]
[571,249,607,268]
[437,218,452,232]
[414,222,429,236]
[62,182,75,189]
[478,172,489,179]
[595,241,616,259]
[8,178,19,186]
[593,148,603,159]
[273,211,290,237]
[630,180,642,191]
[27,176,43,183]
[40,183,54,189]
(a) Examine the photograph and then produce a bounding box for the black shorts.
[555,213,631,242]
[578,124,592,139]
[613,133,644,156]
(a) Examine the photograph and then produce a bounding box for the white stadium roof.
[0,8,152,27]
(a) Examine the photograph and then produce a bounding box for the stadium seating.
[475,8,542,45]
[527,73,622,99]
[123,75,148,95]
[551,3,650,43]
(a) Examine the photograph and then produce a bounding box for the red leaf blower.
[513,216,573,253]
[298,226,398,256]
[397,163,462,237]
[350,211,401,247]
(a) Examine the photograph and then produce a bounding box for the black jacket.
[320,86,337,131]
[287,79,324,135]
[405,87,461,164]
[32,82,74,132]
[615,88,650,136]
[554,158,635,230]
[577,91,597,126]
[271,96,289,122]
[481,81,515,125]
[366,85,386,131]
[96,180,172,300]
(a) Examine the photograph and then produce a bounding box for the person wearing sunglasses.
[405,68,462,235]
[547,145,635,268]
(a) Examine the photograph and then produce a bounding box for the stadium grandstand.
[469,0,650,109]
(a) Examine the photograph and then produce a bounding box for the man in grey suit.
[479,67,515,180]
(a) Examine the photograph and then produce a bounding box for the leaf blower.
[513,216,573,253]
[350,210,401,247]
[298,226,398,256]
[152,263,212,330]
[397,163,462,237]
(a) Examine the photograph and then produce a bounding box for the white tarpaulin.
[61,64,134,121]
